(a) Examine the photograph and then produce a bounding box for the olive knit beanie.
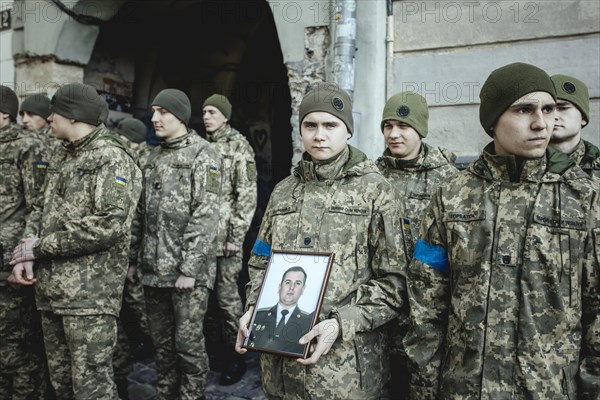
[299,83,354,135]
[20,94,51,120]
[380,92,429,138]
[50,83,103,126]
[551,74,589,124]
[115,118,147,143]
[0,85,19,122]
[152,89,191,125]
[203,94,232,119]
[479,62,556,136]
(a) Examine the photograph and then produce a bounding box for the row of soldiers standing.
[1,83,257,399]
[1,60,599,400]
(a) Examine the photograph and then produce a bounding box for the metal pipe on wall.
[333,0,356,100]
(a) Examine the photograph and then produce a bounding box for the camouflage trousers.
[113,279,149,381]
[205,255,244,348]
[0,287,46,400]
[144,285,210,400]
[41,311,118,400]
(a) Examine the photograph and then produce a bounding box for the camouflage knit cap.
[381,92,429,138]
[203,94,232,119]
[115,118,147,143]
[551,74,589,124]
[0,85,19,121]
[50,83,103,126]
[20,94,51,120]
[479,62,556,136]
[299,82,354,135]
[152,89,191,125]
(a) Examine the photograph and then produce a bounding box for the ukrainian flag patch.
[115,176,127,186]
[35,161,49,169]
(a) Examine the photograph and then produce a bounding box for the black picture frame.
[243,250,335,358]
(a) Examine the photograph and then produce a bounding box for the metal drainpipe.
[386,0,394,100]
[333,0,357,100]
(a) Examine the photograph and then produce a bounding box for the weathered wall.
[0,1,14,87]
[393,0,600,159]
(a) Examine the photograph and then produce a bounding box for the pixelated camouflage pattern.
[135,131,221,288]
[207,125,257,248]
[569,139,600,182]
[377,144,458,361]
[247,145,407,399]
[26,126,142,316]
[377,143,458,254]
[145,285,210,399]
[0,122,47,399]
[207,125,256,347]
[22,125,60,164]
[404,144,600,400]
[42,312,118,399]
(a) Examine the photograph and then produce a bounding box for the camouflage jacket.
[377,143,458,256]
[569,139,600,182]
[248,145,407,397]
[26,126,142,316]
[207,125,257,249]
[404,143,600,400]
[136,132,221,289]
[0,123,46,284]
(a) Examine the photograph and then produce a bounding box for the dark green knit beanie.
[551,74,589,124]
[203,94,232,119]
[152,89,191,125]
[0,85,19,121]
[50,83,103,126]
[479,62,556,136]
[20,94,51,120]
[115,118,147,143]
[299,83,354,135]
[380,92,429,138]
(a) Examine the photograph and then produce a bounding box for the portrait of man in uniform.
[244,251,333,357]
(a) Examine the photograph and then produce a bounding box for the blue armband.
[414,239,449,271]
[251,239,271,257]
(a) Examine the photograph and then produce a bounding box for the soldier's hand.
[297,318,340,365]
[235,306,254,354]
[127,265,138,283]
[10,237,38,265]
[175,274,195,291]
[7,261,36,288]
[223,242,240,258]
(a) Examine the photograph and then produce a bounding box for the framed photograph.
[243,250,335,358]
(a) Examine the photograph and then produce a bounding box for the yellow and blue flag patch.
[115,176,127,187]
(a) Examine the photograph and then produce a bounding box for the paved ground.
[127,352,267,400]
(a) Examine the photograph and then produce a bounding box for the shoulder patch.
[246,160,257,182]
[206,164,220,194]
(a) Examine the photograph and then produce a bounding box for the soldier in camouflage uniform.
[110,117,151,399]
[549,74,600,181]
[0,85,47,399]
[202,94,257,385]
[9,83,142,400]
[236,83,407,399]
[19,93,58,154]
[130,89,221,399]
[376,92,458,399]
[404,63,599,399]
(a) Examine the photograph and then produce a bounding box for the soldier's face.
[301,112,350,161]
[21,111,48,131]
[493,91,556,159]
[202,106,228,133]
[278,271,305,307]
[0,112,10,129]
[551,100,586,145]
[48,112,72,139]
[383,120,422,160]
[151,106,186,141]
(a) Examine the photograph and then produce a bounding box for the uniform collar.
[206,124,231,143]
[159,130,196,149]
